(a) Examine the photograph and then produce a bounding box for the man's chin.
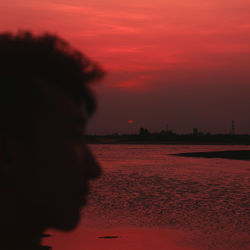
[48,205,84,231]
[43,195,88,231]
[53,213,81,231]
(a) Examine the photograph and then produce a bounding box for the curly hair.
[0,31,105,142]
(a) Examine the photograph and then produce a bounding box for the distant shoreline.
[172,150,250,161]
[86,134,250,145]
[87,141,250,145]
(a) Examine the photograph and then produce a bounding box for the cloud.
[107,75,153,92]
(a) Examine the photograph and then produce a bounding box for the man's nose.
[83,146,102,179]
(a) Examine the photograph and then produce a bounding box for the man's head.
[0,31,104,231]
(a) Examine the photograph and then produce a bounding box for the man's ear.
[0,129,27,181]
[0,129,12,186]
[0,128,11,163]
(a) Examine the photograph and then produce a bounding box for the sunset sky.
[1,0,250,134]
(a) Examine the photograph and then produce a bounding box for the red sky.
[1,0,250,134]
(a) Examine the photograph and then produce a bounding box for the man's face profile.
[0,31,105,249]
[7,81,102,231]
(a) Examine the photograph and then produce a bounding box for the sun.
[128,120,135,124]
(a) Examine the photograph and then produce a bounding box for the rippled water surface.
[46,145,250,250]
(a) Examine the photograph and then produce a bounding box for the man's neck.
[0,191,45,250]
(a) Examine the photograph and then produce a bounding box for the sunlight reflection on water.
[46,145,250,250]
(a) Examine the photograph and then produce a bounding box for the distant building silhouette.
[166,123,169,133]
[193,128,198,136]
[139,127,149,136]
[231,120,236,135]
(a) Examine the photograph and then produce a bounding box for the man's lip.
[79,196,87,206]
[79,183,89,197]
[78,191,88,207]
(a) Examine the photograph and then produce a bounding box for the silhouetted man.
[0,31,104,250]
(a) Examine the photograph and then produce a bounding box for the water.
[45,145,250,250]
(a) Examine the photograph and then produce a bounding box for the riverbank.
[172,150,250,160]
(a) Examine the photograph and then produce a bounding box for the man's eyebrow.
[68,116,87,125]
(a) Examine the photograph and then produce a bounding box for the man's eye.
[72,133,85,140]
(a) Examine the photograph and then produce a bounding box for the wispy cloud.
[107,75,154,92]
[1,0,250,92]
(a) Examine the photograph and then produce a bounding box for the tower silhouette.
[231,120,235,135]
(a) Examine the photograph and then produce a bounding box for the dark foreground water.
[45,145,250,250]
